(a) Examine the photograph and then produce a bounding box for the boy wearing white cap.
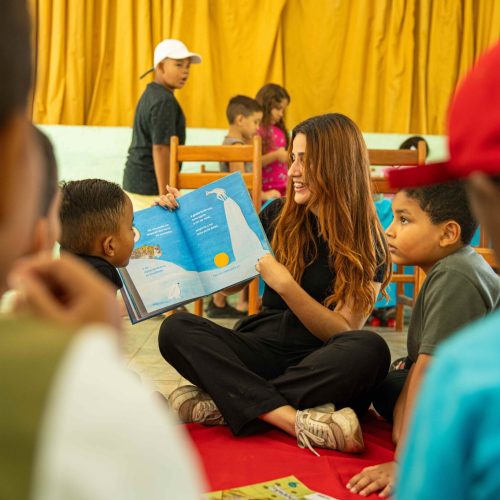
[123,39,201,208]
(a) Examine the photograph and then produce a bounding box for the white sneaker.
[295,405,364,456]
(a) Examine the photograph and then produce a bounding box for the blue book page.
[120,205,205,315]
[175,173,271,293]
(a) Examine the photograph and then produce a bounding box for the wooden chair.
[169,135,262,317]
[477,227,498,268]
[369,140,427,195]
[369,141,427,331]
[474,220,498,271]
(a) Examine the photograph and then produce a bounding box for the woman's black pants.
[158,312,390,435]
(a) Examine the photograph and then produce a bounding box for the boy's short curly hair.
[59,179,129,254]
[226,95,262,124]
[404,181,478,245]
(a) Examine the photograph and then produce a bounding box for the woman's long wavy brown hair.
[271,113,391,315]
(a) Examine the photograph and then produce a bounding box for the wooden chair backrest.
[169,135,262,210]
[474,247,498,268]
[370,140,427,194]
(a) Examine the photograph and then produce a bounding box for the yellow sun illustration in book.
[214,252,230,268]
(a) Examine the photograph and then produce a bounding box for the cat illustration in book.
[130,245,162,260]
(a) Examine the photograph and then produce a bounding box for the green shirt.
[407,246,500,363]
[0,317,71,500]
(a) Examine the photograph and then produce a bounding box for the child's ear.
[102,235,115,258]
[157,60,168,75]
[440,221,462,247]
[235,114,245,126]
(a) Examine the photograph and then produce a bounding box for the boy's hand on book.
[8,252,122,332]
[153,185,180,210]
[255,254,293,295]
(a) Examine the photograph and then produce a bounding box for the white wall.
[38,125,447,185]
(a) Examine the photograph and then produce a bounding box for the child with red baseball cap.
[392,42,500,499]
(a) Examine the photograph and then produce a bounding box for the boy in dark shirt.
[59,179,135,289]
[123,39,201,208]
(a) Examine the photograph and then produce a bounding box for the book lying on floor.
[119,172,271,323]
[204,475,337,499]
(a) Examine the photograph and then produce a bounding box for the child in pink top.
[256,84,291,197]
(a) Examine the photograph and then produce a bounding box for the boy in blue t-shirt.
[391,42,500,500]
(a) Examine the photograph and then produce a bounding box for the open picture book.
[204,475,336,499]
[119,173,271,323]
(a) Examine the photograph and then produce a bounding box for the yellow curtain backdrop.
[31,0,500,134]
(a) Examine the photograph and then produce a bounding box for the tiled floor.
[123,307,408,398]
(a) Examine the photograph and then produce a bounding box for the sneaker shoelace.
[295,411,337,457]
[192,398,224,425]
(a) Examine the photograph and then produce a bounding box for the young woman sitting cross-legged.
[157,113,392,455]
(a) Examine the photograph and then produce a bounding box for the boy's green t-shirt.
[407,245,500,363]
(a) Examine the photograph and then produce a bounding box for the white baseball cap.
[140,39,202,79]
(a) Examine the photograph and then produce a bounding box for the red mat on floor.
[186,413,395,499]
